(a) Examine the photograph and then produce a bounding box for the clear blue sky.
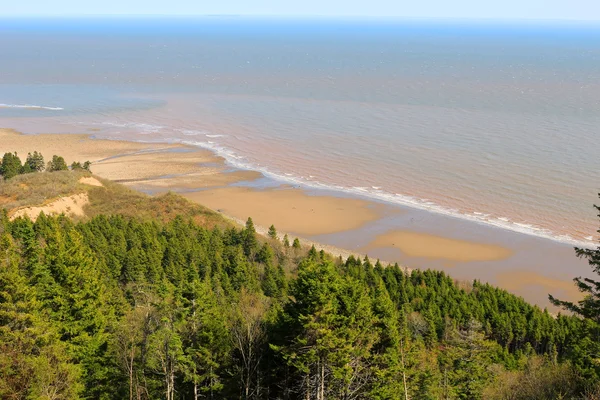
[4,0,600,21]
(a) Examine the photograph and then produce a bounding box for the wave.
[179,129,204,136]
[181,138,596,249]
[98,122,164,134]
[0,103,63,111]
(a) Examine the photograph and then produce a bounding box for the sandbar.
[366,230,513,262]
[0,128,242,189]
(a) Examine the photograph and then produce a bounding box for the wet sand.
[1,128,594,310]
[0,128,254,188]
[368,230,513,262]
[183,186,382,236]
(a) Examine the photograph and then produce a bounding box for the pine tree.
[268,224,278,240]
[242,217,258,259]
[26,151,45,172]
[47,155,68,172]
[0,232,82,399]
[550,193,600,380]
[180,279,229,399]
[283,234,290,248]
[0,152,23,179]
[292,237,301,250]
[147,286,186,400]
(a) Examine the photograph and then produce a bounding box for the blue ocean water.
[1,17,599,244]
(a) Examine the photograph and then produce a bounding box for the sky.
[3,0,600,21]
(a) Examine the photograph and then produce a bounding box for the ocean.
[1,17,599,245]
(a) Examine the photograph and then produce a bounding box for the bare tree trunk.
[210,365,214,400]
[170,369,175,400]
[400,338,409,400]
[129,348,135,400]
[319,360,325,400]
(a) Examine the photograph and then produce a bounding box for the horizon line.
[1,14,600,23]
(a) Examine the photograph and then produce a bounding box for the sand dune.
[10,193,89,221]
[79,176,104,187]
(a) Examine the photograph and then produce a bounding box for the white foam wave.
[0,103,63,111]
[175,138,596,249]
[99,122,164,134]
[206,134,225,138]
[179,129,205,136]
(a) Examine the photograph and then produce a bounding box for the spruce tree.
[292,237,301,250]
[550,194,600,323]
[550,193,600,380]
[268,224,278,240]
[283,234,290,248]
[242,217,258,258]
[0,152,23,179]
[0,232,82,398]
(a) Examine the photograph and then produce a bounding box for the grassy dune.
[0,170,231,228]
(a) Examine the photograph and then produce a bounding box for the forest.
[1,173,599,399]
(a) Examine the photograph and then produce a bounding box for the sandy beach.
[0,128,592,309]
[184,186,382,236]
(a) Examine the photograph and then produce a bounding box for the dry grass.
[0,170,89,210]
[85,179,231,228]
[1,171,232,229]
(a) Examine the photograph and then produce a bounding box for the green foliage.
[268,224,278,240]
[550,193,600,382]
[0,230,83,399]
[0,152,23,179]
[47,155,68,172]
[0,149,88,181]
[26,151,45,172]
[0,184,598,398]
[283,233,290,248]
[71,160,92,172]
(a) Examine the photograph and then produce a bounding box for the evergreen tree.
[0,232,82,399]
[283,234,290,248]
[47,155,68,172]
[242,217,258,259]
[292,237,301,250]
[550,193,600,381]
[0,152,23,179]
[268,224,278,240]
[26,151,45,172]
[180,279,229,399]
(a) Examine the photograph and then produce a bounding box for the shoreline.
[0,128,594,309]
[178,136,596,250]
[0,127,390,259]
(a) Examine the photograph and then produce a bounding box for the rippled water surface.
[1,17,599,244]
